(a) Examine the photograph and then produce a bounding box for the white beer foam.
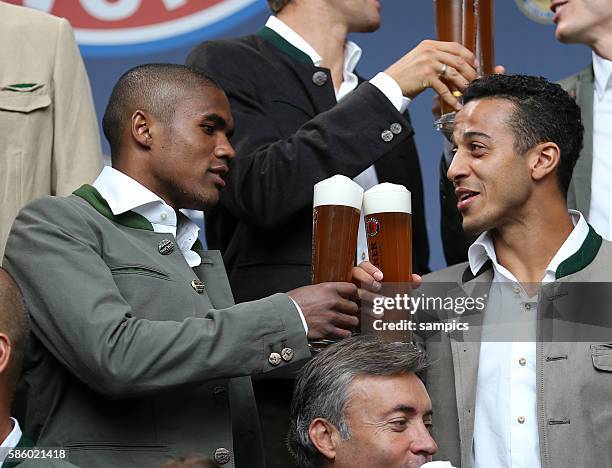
[363,183,412,215]
[313,175,364,210]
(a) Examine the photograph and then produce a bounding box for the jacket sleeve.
[187,45,414,229]
[51,18,103,196]
[3,198,310,399]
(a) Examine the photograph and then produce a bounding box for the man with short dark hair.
[441,1,612,265]
[289,336,439,468]
[3,63,370,468]
[363,74,612,467]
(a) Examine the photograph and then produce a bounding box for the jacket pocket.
[0,90,51,113]
[63,441,169,451]
[110,264,170,281]
[591,343,612,371]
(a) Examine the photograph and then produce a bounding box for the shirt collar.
[592,50,612,100]
[92,166,200,250]
[467,210,589,282]
[265,16,362,73]
[93,166,165,216]
[1,418,22,453]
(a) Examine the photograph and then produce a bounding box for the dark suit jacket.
[187,28,429,302]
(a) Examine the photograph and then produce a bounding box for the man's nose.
[411,425,438,456]
[447,150,468,183]
[215,136,236,161]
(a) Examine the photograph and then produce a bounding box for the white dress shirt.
[265,16,410,264]
[588,51,612,239]
[93,167,202,267]
[0,418,22,467]
[468,210,588,468]
[92,167,309,333]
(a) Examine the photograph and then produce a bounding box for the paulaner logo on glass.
[372,294,487,316]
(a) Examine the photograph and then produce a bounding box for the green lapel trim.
[257,27,314,65]
[73,184,154,231]
[15,434,34,449]
[4,434,34,468]
[555,224,602,279]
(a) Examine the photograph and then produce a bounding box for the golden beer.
[363,183,413,283]
[434,0,495,114]
[311,175,363,284]
[363,184,413,342]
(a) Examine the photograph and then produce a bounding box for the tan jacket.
[0,2,102,258]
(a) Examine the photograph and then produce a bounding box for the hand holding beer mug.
[311,175,363,284]
[434,0,495,139]
[362,183,414,342]
[310,175,363,348]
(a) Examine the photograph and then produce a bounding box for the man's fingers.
[358,289,384,306]
[431,80,461,111]
[333,297,360,316]
[356,261,383,281]
[331,310,359,329]
[332,282,360,301]
[436,51,477,81]
[352,264,382,292]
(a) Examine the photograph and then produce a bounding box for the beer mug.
[363,183,412,342]
[311,175,363,284]
[363,183,412,283]
[434,0,495,137]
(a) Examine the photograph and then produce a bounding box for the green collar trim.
[257,26,313,65]
[73,184,154,231]
[555,224,602,279]
[4,434,34,468]
[74,184,205,252]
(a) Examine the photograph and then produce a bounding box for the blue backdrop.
[76,0,591,270]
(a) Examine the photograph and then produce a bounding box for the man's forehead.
[174,89,233,120]
[453,98,513,141]
[348,373,431,414]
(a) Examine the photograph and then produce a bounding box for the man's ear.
[308,418,342,461]
[0,334,12,375]
[131,110,154,149]
[530,142,560,182]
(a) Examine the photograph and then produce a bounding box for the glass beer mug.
[434,0,494,139]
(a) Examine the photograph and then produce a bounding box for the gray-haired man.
[289,337,438,468]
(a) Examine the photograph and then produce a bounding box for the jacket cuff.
[261,293,310,373]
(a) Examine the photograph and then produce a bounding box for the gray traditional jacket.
[421,227,612,468]
[3,185,310,468]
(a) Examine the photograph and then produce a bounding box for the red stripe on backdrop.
[6,0,224,28]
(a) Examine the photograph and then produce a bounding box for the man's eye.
[389,419,407,431]
[201,124,214,134]
[470,143,486,155]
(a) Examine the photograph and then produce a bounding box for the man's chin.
[462,219,486,237]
